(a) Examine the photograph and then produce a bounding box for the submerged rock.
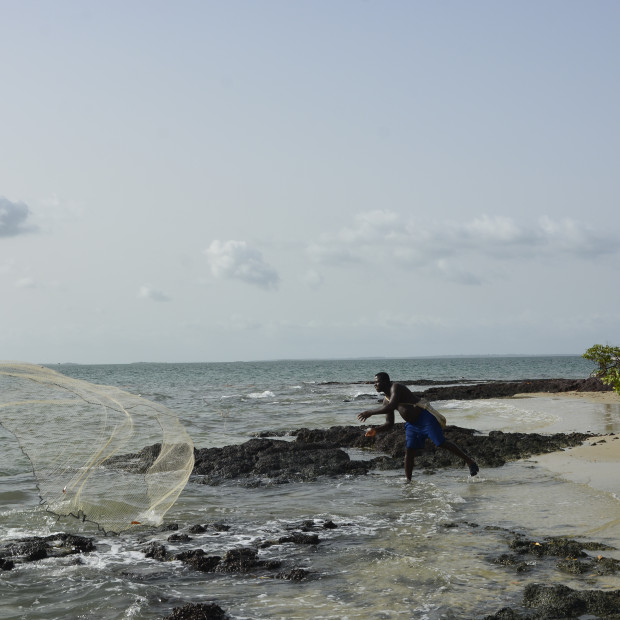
[175,549,222,573]
[164,602,229,620]
[523,583,620,617]
[0,533,96,567]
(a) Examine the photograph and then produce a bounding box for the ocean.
[2,356,620,619]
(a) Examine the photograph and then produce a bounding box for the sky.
[1,1,619,364]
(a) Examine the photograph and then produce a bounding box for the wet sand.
[513,390,620,499]
[514,390,620,405]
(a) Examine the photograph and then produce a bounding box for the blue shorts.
[405,409,446,450]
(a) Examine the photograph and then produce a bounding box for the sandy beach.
[513,390,620,500]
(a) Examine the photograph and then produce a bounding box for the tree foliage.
[583,344,620,395]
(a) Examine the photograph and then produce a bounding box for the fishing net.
[0,363,194,534]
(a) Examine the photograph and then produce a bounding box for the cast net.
[0,363,194,534]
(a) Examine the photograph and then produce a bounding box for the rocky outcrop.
[192,437,370,485]
[186,424,595,485]
[0,533,95,570]
[421,377,610,401]
[164,602,230,620]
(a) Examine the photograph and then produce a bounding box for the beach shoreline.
[510,390,620,501]
[511,390,620,405]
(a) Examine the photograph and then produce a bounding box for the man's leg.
[405,448,415,481]
[438,441,479,476]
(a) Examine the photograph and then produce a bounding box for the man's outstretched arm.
[358,383,400,421]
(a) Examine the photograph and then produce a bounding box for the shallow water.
[1,357,619,619]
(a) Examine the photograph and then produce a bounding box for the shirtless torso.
[357,374,424,429]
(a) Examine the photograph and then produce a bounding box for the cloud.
[303,269,324,288]
[0,197,38,237]
[204,240,279,290]
[15,277,37,289]
[139,285,171,302]
[307,211,620,282]
[0,258,15,274]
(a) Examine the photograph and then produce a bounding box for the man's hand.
[357,411,372,422]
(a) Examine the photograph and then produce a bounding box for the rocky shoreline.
[3,378,619,618]
[3,518,619,618]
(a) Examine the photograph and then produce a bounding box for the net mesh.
[0,363,194,533]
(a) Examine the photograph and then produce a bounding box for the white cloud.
[204,240,279,290]
[307,211,620,282]
[139,285,171,302]
[0,258,15,274]
[15,277,36,289]
[0,197,37,237]
[436,260,483,286]
[303,269,324,288]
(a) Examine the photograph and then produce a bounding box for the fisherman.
[357,372,479,481]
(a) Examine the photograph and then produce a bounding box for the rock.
[143,542,169,561]
[276,568,309,581]
[193,438,369,484]
[168,534,192,543]
[1,533,96,565]
[493,554,531,573]
[556,558,589,574]
[7,539,49,561]
[176,550,221,573]
[483,608,527,619]
[508,535,612,559]
[422,377,611,401]
[0,557,15,571]
[105,442,162,473]
[523,583,620,617]
[278,532,320,545]
[164,602,229,620]
[215,547,262,573]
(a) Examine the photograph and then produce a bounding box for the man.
[357,372,479,481]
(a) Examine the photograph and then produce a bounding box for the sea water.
[1,356,620,619]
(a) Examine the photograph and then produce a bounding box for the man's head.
[374,372,391,393]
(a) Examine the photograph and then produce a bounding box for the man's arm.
[357,392,397,422]
[357,386,398,433]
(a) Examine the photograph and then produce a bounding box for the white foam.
[247,390,276,399]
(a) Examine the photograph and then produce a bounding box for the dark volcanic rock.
[176,549,222,573]
[1,533,96,566]
[164,602,229,620]
[105,442,162,473]
[483,608,527,620]
[143,542,169,561]
[215,547,264,573]
[421,377,610,401]
[276,568,309,581]
[508,535,612,558]
[278,532,320,545]
[189,425,593,482]
[193,437,369,484]
[294,423,591,467]
[0,557,15,571]
[523,583,620,617]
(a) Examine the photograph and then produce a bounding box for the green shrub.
[583,344,620,395]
